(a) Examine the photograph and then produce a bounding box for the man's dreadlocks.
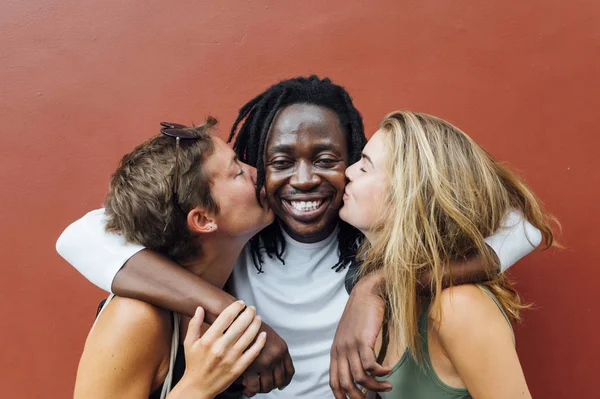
[228,75,367,273]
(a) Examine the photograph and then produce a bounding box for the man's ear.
[187,207,217,235]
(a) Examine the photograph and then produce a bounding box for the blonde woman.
[338,111,556,398]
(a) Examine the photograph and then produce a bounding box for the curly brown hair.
[104,118,218,261]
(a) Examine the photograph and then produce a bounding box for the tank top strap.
[418,295,432,340]
[419,284,515,364]
[91,293,116,332]
[475,284,515,341]
[159,312,181,398]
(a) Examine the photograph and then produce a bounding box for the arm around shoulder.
[56,208,144,292]
[485,210,542,272]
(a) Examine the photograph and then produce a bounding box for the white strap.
[160,312,180,398]
[90,293,116,332]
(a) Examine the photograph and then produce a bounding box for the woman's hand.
[168,301,266,399]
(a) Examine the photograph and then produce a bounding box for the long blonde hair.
[359,111,558,360]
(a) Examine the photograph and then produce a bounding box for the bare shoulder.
[430,285,511,340]
[101,296,172,329]
[86,296,173,354]
[75,298,174,397]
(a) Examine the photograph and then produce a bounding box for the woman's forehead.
[203,137,236,177]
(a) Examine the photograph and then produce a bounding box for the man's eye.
[360,167,367,173]
[270,160,293,169]
[315,159,338,167]
[236,169,245,177]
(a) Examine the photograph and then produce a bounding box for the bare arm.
[58,209,295,393]
[113,248,295,395]
[113,249,236,322]
[418,250,500,291]
[420,208,544,289]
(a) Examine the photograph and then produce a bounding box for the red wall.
[1,1,597,397]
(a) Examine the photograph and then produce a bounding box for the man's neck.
[180,234,248,289]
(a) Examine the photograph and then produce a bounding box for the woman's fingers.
[219,306,257,348]
[202,300,246,342]
[231,315,262,353]
[184,306,205,348]
[237,332,267,373]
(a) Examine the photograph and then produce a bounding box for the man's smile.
[280,195,333,222]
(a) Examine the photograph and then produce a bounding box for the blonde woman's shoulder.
[431,285,512,341]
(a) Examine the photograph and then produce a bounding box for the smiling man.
[264,103,348,242]
[56,76,541,399]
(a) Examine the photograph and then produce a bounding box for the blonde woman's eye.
[237,169,244,177]
[360,167,367,173]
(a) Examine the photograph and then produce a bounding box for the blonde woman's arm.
[435,285,532,399]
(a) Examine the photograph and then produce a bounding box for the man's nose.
[289,161,321,190]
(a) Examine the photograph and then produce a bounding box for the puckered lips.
[279,192,334,223]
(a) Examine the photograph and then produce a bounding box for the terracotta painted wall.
[1,1,598,397]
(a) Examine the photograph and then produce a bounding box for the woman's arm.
[57,209,295,393]
[435,285,532,398]
[168,302,267,399]
[74,297,172,399]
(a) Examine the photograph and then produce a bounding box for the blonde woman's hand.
[168,301,266,399]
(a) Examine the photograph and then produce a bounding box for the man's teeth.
[290,200,323,212]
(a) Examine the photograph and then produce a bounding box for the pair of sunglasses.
[160,122,200,196]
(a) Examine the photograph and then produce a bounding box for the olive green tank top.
[376,285,513,399]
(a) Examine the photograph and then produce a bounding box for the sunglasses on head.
[160,122,201,196]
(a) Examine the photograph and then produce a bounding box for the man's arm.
[56,209,235,322]
[56,209,144,293]
[115,250,236,323]
[421,210,543,288]
[57,209,295,393]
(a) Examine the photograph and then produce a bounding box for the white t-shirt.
[56,208,541,398]
[231,228,349,398]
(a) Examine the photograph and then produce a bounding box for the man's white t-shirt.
[56,208,541,398]
[231,228,349,398]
